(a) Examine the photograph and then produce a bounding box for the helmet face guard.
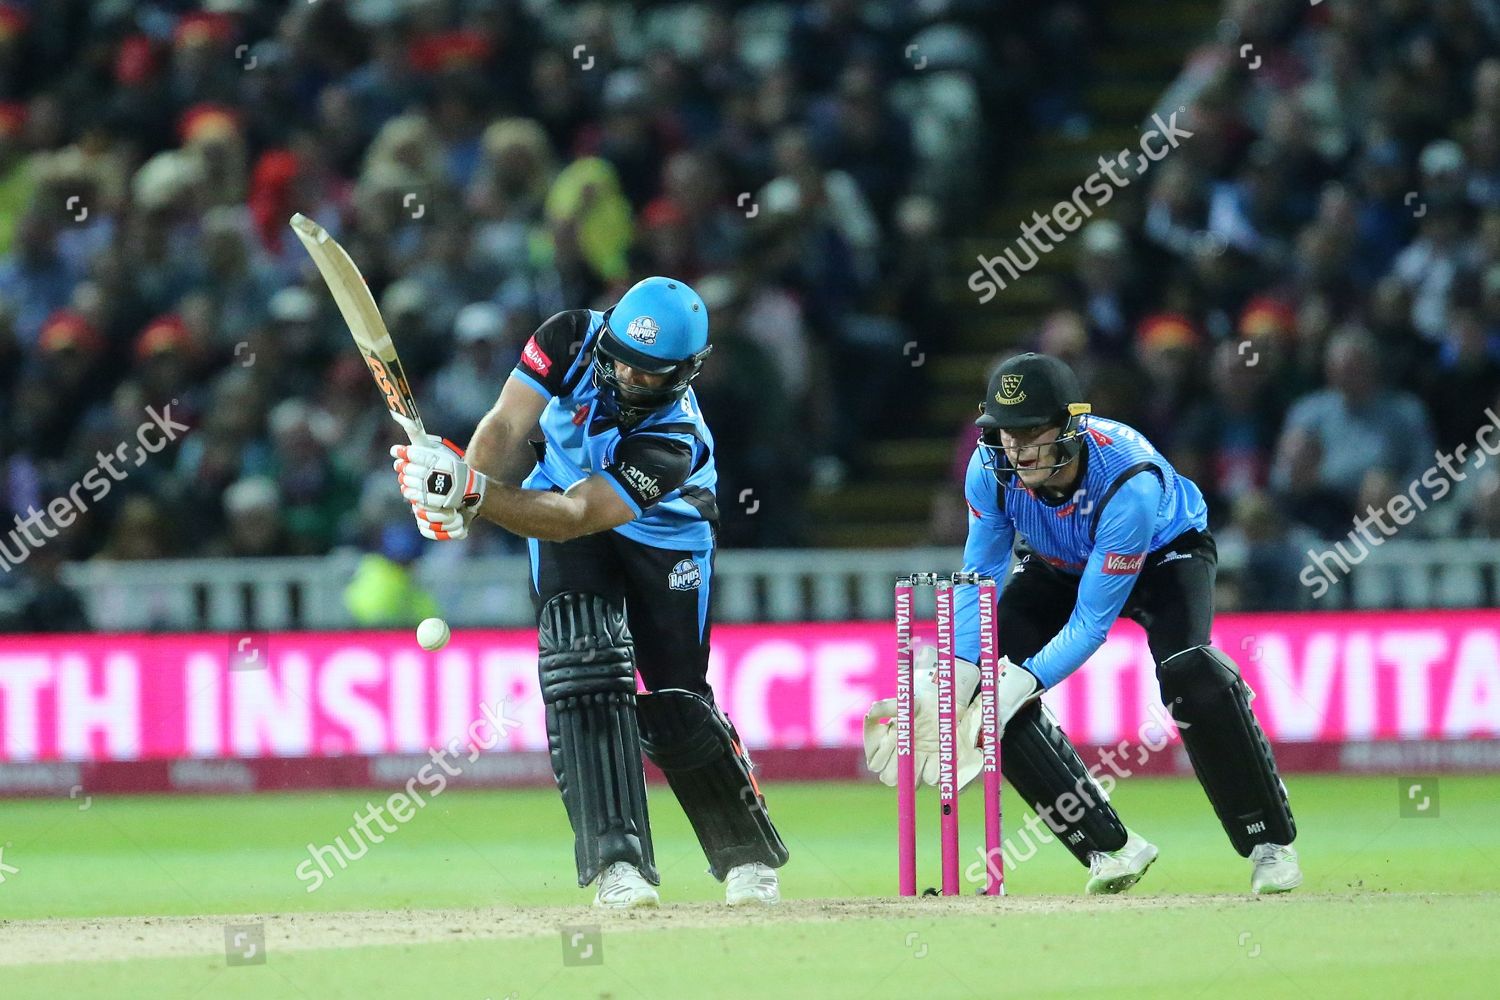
[978,403,1091,490]
[592,318,712,424]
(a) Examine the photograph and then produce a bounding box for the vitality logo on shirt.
[1102,552,1145,575]
[668,558,702,591]
[522,337,552,376]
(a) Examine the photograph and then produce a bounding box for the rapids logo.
[618,464,661,499]
[625,316,659,345]
[668,558,702,591]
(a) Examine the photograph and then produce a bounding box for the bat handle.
[394,413,427,445]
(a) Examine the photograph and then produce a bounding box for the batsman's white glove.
[391,435,487,541]
[408,500,473,541]
[863,644,984,789]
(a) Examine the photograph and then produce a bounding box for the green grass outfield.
[1,774,1497,998]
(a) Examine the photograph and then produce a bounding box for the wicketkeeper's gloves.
[863,648,1044,791]
[863,644,985,789]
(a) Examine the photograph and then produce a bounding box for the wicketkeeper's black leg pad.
[1158,644,1296,856]
[539,592,657,887]
[637,689,789,881]
[1002,702,1128,866]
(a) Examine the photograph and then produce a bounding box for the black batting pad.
[1002,702,1129,865]
[637,689,789,880]
[539,592,657,886]
[1159,644,1296,856]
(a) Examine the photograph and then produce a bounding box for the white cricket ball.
[416,617,451,651]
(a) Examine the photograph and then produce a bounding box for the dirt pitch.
[0,893,1296,967]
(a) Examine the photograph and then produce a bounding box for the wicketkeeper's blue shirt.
[954,416,1208,688]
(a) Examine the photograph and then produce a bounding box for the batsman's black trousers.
[528,529,714,695]
[998,529,1217,666]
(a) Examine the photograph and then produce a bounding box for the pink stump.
[934,578,959,895]
[894,580,916,896]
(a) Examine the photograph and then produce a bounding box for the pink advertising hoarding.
[1,609,1498,769]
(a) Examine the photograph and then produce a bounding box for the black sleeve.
[604,434,694,512]
[514,310,590,397]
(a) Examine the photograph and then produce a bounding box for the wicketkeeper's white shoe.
[1085,829,1159,895]
[1249,843,1301,894]
[725,862,780,906]
[593,862,660,909]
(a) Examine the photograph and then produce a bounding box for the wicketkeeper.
[865,352,1300,894]
[393,277,788,907]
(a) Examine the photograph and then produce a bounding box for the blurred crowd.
[17,0,1489,621]
[0,0,1087,626]
[968,0,1500,608]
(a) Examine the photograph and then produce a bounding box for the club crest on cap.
[997,373,1026,404]
[626,316,659,345]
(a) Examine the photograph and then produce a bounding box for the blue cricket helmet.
[593,276,713,422]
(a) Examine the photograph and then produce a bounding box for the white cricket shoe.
[1085,829,1159,895]
[1250,843,1301,894]
[593,862,660,909]
[725,862,780,906]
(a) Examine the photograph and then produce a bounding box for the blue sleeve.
[1024,471,1161,688]
[511,368,551,402]
[954,452,1014,664]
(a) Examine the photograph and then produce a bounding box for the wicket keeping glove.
[392,435,487,540]
[995,656,1043,736]
[863,644,985,790]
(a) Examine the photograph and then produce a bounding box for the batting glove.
[391,435,488,513]
[408,500,474,541]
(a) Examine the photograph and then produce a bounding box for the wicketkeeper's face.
[1000,423,1064,488]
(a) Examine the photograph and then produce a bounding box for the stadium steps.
[1007,130,1143,196]
[804,3,1212,546]
[863,438,956,478]
[806,481,934,522]
[1095,46,1196,78]
[950,311,1050,350]
[814,520,938,550]
[1090,83,1171,122]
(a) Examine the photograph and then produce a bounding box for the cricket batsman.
[865,352,1300,894]
[392,277,788,908]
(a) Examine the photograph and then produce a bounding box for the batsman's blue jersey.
[955,416,1208,687]
[509,309,718,550]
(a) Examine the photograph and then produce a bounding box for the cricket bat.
[289,213,426,445]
